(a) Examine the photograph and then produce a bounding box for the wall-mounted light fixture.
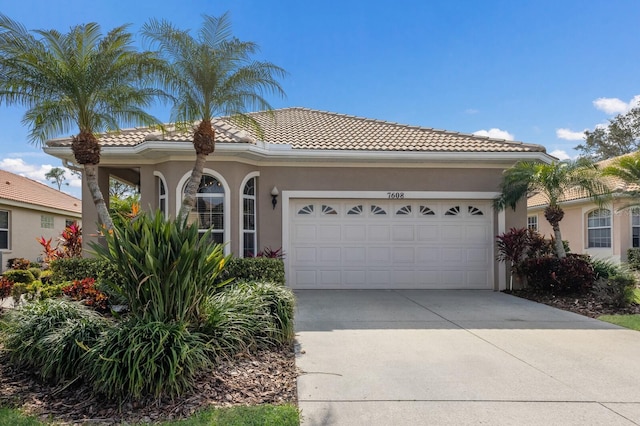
[271,186,279,209]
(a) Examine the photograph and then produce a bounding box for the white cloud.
[556,128,586,141]
[473,128,514,140]
[549,149,575,161]
[593,95,640,115]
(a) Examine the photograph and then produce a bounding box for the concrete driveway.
[294,290,640,426]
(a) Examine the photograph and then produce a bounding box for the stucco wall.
[0,203,81,271]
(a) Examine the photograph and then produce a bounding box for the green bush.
[217,258,285,285]
[241,281,295,344]
[28,267,42,280]
[24,281,65,301]
[83,318,211,400]
[0,298,109,382]
[3,269,35,284]
[590,257,625,280]
[91,211,230,323]
[627,248,640,271]
[39,269,53,285]
[591,274,637,308]
[49,258,104,283]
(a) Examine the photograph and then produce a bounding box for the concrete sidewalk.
[294,290,640,425]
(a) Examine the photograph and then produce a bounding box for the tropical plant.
[0,14,166,229]
[601,151,640,209]
[494,159,609,258]
[62,277,109,312]
[38,222,82,262]
[91,211,231,323]
[83,318,211,400]
[141,13,287,219]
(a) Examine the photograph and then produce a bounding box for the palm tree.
[141,13,286,220]
[601,152,640,209]
[494,158,609,258]
[0,15,166,229]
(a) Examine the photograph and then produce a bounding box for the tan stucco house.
[528,154,639,263]
[45,107,551,290]
[0,169,82,270]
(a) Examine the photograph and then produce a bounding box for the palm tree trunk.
[179,152,208,220]
[83,164,113,230]
[552,225,566,259]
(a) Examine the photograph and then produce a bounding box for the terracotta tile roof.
[527,155,639,208]
[47,107,546,153]
[0,169,81,214]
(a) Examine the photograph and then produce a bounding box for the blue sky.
[1,0,639,199]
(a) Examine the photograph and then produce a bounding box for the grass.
[598,314,640,331]
[0,404,300,425]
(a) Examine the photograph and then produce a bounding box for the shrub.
[217,258,285,285]
[28,267,41,280]
[0,298,109,382]
[590,257,624,280]
[521,254,595,294]
[39,269,53,285]
[62,278,109,312]
[91,211,230,323]
[83,318,211,400]
[24,281,65,301]
[627,248,640,271]
[49,258,104,283]
[3,269,35,284]
[256,247,286,259]
[591,274,637,308]
[241,281,295,344]
[10,258,31,270]
[0,276,13,299]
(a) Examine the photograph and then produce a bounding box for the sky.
[1,0,639,199]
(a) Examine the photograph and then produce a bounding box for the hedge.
[216,258,285,285]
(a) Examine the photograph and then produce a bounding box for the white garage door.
[288,199,493,289]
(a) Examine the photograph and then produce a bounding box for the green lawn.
[598,314,640,331]
[0,404,300,426]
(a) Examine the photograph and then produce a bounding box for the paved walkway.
[294,290,640,425]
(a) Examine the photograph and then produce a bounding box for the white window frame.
[632,208,640,248]
[0,210,9,250]
[239,172,259,257]
[176,169,230,255]
[527,215,538,231]
[587,208,612,248]
[154,171,168,219]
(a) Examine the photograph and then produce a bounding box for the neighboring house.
[527,154,638,263]
[45,107,551,290]
[0,169,82,270]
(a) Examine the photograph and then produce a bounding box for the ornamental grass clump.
[0,298,109,382]
[91,211,230,324]
[82,318,211,400]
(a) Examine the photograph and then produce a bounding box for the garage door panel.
[290,199,493,289]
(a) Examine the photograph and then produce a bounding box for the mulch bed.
[506,288,640,318]
[0,341,298,425]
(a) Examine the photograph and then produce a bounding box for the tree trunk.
[179,152,208,220]
[552,225,566,259]
[84,163,113,230]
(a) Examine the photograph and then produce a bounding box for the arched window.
[154,172,168,219]
[242,177,257,257]
[632,208,640,248]
[190,175,225,244]
[587,209,611,248]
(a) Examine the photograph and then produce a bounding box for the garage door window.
[420,206,435,216]
[347,205,363,215]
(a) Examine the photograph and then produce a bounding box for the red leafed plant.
[38,222,83,262]
[256,247,286,259]
[62,277,109,312]
[0,276,14,300]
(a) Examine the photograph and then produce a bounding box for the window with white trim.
[242,177,257,257]
[527,215,538,231]
[189,175,224,244]
[632,209,640,248]
[158,177,167,218]
[41,215,54,229]
[0,210,8,250]
[587,209,611,248]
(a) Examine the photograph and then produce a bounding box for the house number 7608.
[387,192,405,199]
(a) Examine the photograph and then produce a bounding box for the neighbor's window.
[190,175,224,244]
[632,209,640,248]
[587,209,611,248]
[527,215,538,231]
[41,215,54,229]
[242,177,257,257]
[158,176,167,218]
[65,219,75,227]
[0,210,8,250]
